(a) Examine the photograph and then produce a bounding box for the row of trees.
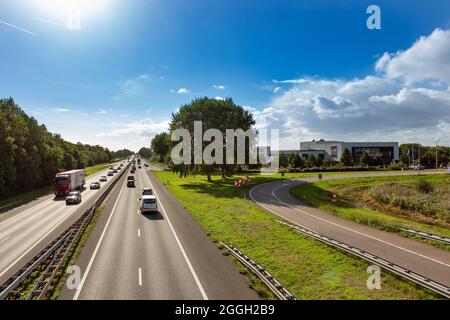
[0,98,118,199]
[137,147,152,159]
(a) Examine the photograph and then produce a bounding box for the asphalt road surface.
[0,161,125,285]
[61,161,258,300]
[249,170,450,287]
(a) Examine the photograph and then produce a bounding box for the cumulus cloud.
[255,28,450,148]
[375,29,450,84]
[212,84,226,90]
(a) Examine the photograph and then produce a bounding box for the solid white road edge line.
[145,171,209,300]
[138,268,142,286]
[73,178,127,300]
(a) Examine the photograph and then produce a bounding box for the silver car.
[66,191,81,205]
[140,195,157,213]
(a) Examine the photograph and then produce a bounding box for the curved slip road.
[62,161,259,300]
[0,161,125,283]
[249,171,450,288]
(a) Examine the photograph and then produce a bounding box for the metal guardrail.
[399,228,450,245]
[221,243,296,300]
[0,161,131,300]
[277,220,450,299]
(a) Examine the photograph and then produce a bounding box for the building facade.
[298,139,399,163]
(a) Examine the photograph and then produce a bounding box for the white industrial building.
[298,139,399,163]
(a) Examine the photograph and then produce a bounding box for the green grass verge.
[290,174,450,250]
[154,171,440,300]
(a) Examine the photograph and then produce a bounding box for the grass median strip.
[154,171,441,300]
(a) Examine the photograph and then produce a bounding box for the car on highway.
[130,169,135,174]
[113,169,118,173]
[66,191,81,205]
[107,170,113,176]
[89,182,101,190]
[140,195,157,213]
[99,176,107,182]
[141,187,153,196]
[144,164,149,167]
[138,165,142,169]
[127,175,135,187]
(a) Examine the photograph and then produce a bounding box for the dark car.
[138,166,142,169]
[127,180,136,187]
[113,169,118,173]
[66,191,81,205]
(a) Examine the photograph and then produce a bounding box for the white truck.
[53,169,86,197]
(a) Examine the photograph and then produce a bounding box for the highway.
[0,161,124,284]
[60,161,258,300]
[249,171,450,288]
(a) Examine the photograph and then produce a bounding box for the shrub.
[415,179,434,194]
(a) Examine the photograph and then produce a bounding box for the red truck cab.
[53,169,85,197]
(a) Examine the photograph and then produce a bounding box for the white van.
[140,195,158,213]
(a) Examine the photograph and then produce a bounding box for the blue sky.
[1,0,450,151]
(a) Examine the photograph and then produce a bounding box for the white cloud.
[375,28,450,84]
[115,74,150,99]
[251,28,450,149]
[212,84,226,90]
[177,88,190,94]
[54,107,71,112]
[95,108,107,114]
[214,96,225,101]
[96,118,169,138]
[273,86,282,93]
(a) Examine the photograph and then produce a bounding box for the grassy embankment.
[290,174,450,250]
[0,160,121,214]
[154,171,440,299]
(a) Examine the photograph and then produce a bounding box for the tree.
[340,148,352,166]
[169,97,255,182]
[305,155,316,168]
[113,149,133,159]
[315,156,323,167]
[289,153,304,168]
[279,153,289,168]
[138,147,153,159]
[360,151,372,166]
[151,132,171,163]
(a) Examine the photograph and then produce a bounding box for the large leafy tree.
[169,97,255,182]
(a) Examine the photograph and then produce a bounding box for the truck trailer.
[53,169,86,197]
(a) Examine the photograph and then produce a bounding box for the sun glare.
[35,0,106,20]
